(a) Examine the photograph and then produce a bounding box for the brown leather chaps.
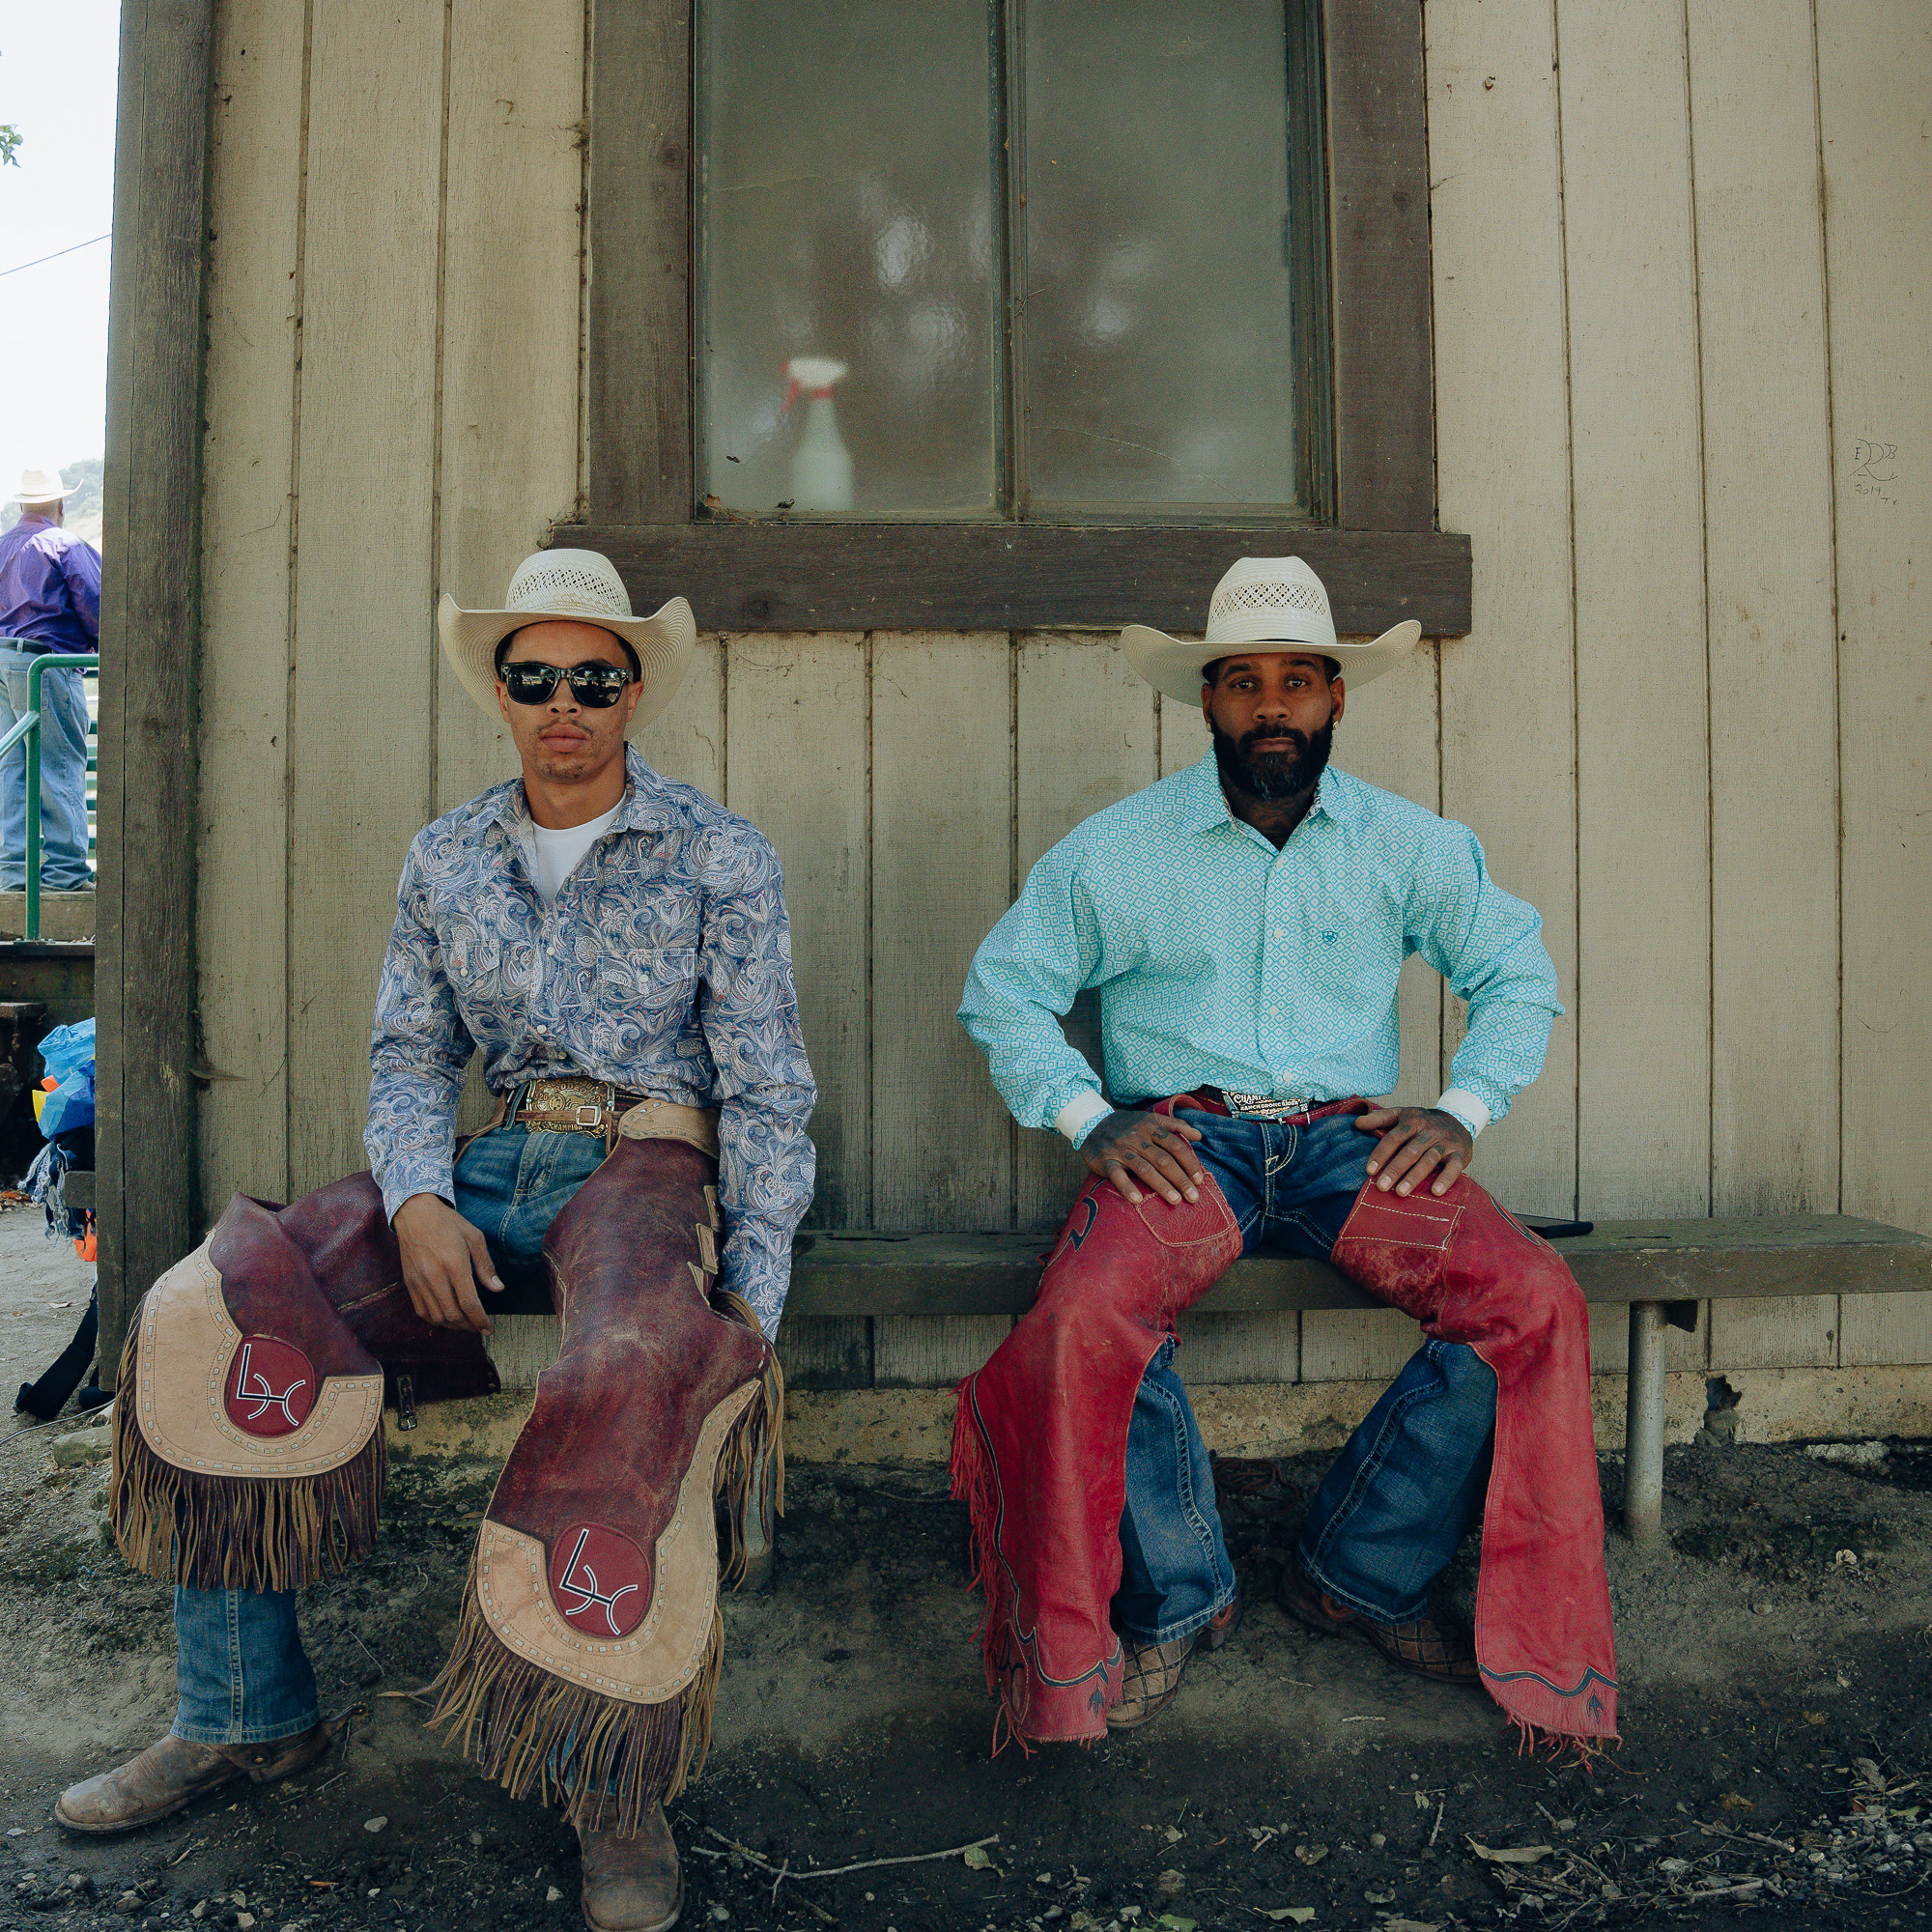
[109,1101,780,1832]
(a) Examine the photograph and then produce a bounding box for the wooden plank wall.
[192,0,1932,1392]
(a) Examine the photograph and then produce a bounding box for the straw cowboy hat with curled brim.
[438,549,696,738]
[6,466,80,505]
[1122,556,1421,702]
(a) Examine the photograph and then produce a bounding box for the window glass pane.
[1020,1,1301,515]
[696,1,1002,518]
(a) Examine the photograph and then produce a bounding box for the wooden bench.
[64,1190,1932,1555]
[786,1214,1932,1542]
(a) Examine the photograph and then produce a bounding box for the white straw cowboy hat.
[1122,556,1422,701]
[6,466,79,505]
[438,549,696,737]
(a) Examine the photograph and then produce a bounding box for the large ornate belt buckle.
[1222,1089,1312,1121]
[522,1076,613,1135]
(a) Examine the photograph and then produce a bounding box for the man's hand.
[1354,1106,1474,1199]
[393,1193,504,1333]
[1082,1108,1207,1207]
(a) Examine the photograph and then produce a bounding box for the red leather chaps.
[1327,1100,1617,1745]
[950,1159,1242,1745]
[952,1096,1617,1749]
[111,1107,778,1829]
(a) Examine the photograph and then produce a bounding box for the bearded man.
[953,556,1615,1752]
[58,551,815,1932]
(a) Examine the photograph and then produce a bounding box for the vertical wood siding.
[1427,0,1580,1219]
[1558,0,1712,1220]
[194,0,1932,1387]
[1819,0,1932,1238]
[1687,0,1842,1216]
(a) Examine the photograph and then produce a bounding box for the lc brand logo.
[548,1522,651,1638]
[222,1336,316,1436]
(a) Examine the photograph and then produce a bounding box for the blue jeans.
[172,1122,607,1744]
[1114,1108,1497,1638]
[0,646,92,892]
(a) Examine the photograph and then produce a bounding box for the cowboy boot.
[579,1804,684,1932]
[1105,1636,1193,1731]
[1276,1556,1479,1685]
[54,1723,337,1835]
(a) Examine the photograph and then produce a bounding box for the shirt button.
[1268,1007,1279,1018]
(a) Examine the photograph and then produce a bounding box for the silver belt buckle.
[1222,1089,1311,1121]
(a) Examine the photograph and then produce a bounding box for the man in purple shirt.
[0,466,100,892]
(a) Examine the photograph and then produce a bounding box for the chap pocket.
[1337,1191,1463,1252]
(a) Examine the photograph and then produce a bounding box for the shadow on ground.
[3,1416,1932,1932]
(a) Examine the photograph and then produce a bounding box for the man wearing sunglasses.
[71,551,815,1932]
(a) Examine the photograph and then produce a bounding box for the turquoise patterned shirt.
[958,754,1562,1146]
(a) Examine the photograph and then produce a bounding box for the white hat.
[1121,556,1421,701]
[438,549,696,738]
[7,466,77,506]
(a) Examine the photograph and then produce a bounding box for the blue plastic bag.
[39,1065,95,1138]
[35,1018,96,1139]
[37,1019,95,1087]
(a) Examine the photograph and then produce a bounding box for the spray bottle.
[781,356,853,512]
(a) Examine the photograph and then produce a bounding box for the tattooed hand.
[1081,1108,1208,1207]
[1353,1106,1474,1199]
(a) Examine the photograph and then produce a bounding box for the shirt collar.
[1181,750,1354,836]
[491,744,678,838]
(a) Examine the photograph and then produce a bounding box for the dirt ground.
[4,1212,1932,1931]
[0,1204,96,1411]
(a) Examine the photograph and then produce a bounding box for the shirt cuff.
[1434,1089,1492,1138]
[1054,1090,1114,1148]
[379,1159,456,1226]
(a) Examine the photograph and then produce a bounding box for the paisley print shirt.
[365,747,816,1333]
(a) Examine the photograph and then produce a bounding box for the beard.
[1211,715,1334,804]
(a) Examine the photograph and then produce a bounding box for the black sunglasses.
[497,660,639,708]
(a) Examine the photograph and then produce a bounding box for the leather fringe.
[711,1289,785,1583]
[1507,1713,1616,1766]
[427,1347,776,1829]
[109,1311,384,1592]
[948,1380,1010,1701]
[426,1580,724,1836]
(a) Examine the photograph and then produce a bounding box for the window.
[575,0,1470,636]
[695,0,1329,523]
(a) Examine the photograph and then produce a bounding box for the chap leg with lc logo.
[64,1101,779,1848]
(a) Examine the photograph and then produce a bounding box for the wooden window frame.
[562,0,1471,637]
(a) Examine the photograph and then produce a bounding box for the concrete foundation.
[385,1363,1932,1467]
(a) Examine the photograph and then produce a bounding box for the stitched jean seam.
[1120,1371,1236,1645]
[170,1592,322,1747]
[1281,1205,1344,1254]
[226,1589,242,1731]
[171,1713,321,1747]
[1297,1380,1444,1624]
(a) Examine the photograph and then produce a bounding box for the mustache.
[1238,724,1314,759]
[1213,713,1334,805]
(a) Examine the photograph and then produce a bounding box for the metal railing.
[0,654,99,941]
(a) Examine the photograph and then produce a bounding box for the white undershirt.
[528,802,621,904]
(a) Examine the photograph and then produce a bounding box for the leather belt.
[509,1077,648,1138]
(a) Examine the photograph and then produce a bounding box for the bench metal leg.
[1623,1300,1667,1542]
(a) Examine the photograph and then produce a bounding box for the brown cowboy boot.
[54,1723,338,1835]
[1105,1636,1192,1731]
[1276,1555,1479,1685]
[579,1804,683,1932]
[1196,1578,1245,1652]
